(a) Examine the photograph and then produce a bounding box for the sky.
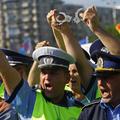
[62,0,120,9]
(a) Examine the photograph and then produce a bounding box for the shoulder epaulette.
[82,99,101,111]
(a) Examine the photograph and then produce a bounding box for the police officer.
[0,49,33,120]
[0,46,83,120]
[1,48,33,80]
[0,48,33,98]
[78,42,120,120]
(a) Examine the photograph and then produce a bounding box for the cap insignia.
[97,57,103,68]
[6,55,8,59]
[101,47,109,53]
[43,57,54,65]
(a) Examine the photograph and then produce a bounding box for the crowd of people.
[0,5,120,120]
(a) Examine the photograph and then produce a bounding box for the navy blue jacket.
[78,99,107,120]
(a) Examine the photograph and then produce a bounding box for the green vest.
[65,85,72,92]
[0,83,4,98]
[32,91,81,120]
[96,88,101,99]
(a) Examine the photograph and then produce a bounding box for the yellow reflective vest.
[96,88,101,99]
[32,91,81,120]
[0,83,4,98]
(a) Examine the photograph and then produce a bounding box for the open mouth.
[100,89,110,98]
[70,79,77,83]
[44,83,53,90]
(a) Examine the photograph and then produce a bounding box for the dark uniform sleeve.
[78,99,107,120]
[78,109,87,120]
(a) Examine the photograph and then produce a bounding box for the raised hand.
[79,6,100,32]
[35,40,50,49]
[47,9,70,33]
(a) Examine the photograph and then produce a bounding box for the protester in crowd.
[79,6,120,55]
[78,40,120,120]
[46,10,98,102]
[1,46,83,120]
[67,63,91,104]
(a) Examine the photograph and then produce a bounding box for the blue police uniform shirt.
[100,100,120,120]
[5,80,36,120]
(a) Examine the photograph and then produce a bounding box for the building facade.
[0,0,120,53]
[0,0,63,51]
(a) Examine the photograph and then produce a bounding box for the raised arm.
[47,10,93,89]
[28,61,40,87]
[0,51,21,95]
[80,6,120,55]
[47,10,66,51]
[28,41,50,87]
